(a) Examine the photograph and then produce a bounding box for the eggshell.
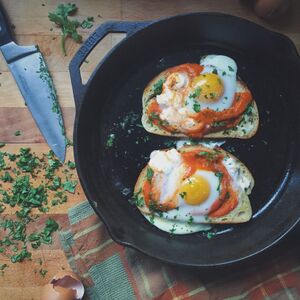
[254,0,290,19]
[41,284,77,300]
[41,271,84,300]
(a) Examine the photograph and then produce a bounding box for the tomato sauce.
[168,63,204,78]
[142,148,238,217]
[146,63,253,137]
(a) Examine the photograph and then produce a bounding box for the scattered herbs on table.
[0,146,78,272]
[39,269,48,278]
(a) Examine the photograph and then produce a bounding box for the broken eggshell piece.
[41,271,84,300]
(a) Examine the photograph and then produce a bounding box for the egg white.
[200,55,237,74]
[185,56,237,113]
[143,213,211,234]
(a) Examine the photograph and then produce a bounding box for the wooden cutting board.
[0,0,299,299]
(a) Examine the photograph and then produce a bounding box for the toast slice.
[133,145,254,224]
[141,70,259,139]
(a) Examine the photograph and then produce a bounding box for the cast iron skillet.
[69,13,300,267]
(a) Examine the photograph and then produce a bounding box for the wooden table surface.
[0,0,299,299]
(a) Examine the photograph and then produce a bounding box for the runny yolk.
[179,175,210,205]
[192,73,224,102]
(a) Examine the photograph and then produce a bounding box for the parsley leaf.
[193,102,201,113]
[196,151,220,162]
[48,3,83,56]
[228,65,234,72]
[189,87,201,99]
[153,79,164,95]
[81,17,94,29]
[63,180,78,193]
[146,168,154,182]
[1,171,13,183]
[187,216,194,225]
[39,269,48,278]
[147,79,165,102]
[212,121,227,128]
[129,189,144,207]
[215,172,223,191]
[179,191,187,198]
[67,161,76,169]
[106,134,115,148]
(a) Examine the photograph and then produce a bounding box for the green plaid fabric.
[60,201,300,300]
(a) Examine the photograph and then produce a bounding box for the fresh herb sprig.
[48,4,94,56]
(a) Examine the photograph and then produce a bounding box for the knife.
[0,4,66,162]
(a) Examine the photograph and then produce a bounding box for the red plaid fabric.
[60,201,300,300]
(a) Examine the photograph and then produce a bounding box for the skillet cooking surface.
[72,13,300,266]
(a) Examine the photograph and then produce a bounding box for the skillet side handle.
[0,2,13,46]
[69,21,150,110]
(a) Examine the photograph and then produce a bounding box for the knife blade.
[0,4,66,162]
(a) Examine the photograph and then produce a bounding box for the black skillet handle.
[69,21,150,109]
[0,2,13,46]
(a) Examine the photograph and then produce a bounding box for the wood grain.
[0,0,299,299]
[0,108,75,142]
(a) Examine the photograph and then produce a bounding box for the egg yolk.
[192,73,224,103]
[179,175,210,205]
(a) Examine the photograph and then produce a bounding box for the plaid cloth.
[60,201,300,300]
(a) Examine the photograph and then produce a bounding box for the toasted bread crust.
[142,71,259,139]
[134,145,253,224]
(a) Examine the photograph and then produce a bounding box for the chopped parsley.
[1,171,13,183]
[67,161,76,169]
[129,189,144,207]
[228,65,235,72]
[209,92,216,99]
[189,87,201,99]
[39,269,48,278]
[106,133,115,148]
[153,79,164,95]
[0,143,5,148]
[0,151,6,170]
[14,130,21,136]
[215,172,223,191]
[80,16,94,29]
[212,121,227,128]
[193,102,201,113]
[179,191,187,198]
[0,146,78,269]
[187,216,194,225]
[16,148,40,173]
[146,168,154,182]
[63,180,78,193]
[212,68,218,75]
[206,232,215,239]
[169,224,176,234]
[10,245,31,263]
[196,151,220,162]
[225,191,230,200]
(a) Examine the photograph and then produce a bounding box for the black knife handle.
[0,2,13,46]
[69,20,150,110]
